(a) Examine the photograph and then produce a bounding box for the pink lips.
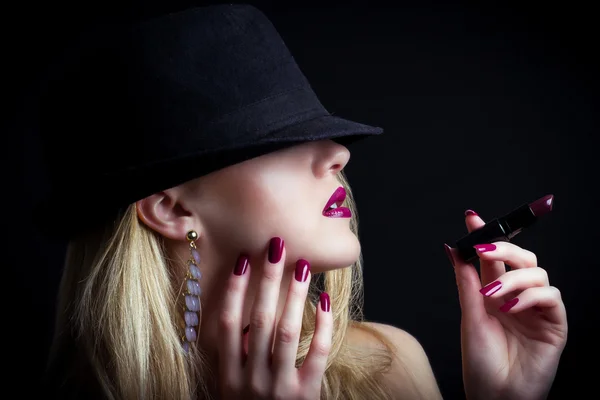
[323,186,352,218]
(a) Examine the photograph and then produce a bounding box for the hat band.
[194,85,330,149]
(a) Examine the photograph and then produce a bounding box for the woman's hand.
[446,212,568,400]
[218,237,332,399]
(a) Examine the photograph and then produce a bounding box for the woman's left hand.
[446,211,568,400]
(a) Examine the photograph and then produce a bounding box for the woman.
[40,4,568,399]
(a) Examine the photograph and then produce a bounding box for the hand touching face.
[191,140,360,273]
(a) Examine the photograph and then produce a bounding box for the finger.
[272,259,311,378]
[247,237,286,377]
[464,210,506,286]
[479,267,549,299]
[218,254,251,386]
[299,292,333,391]
[497,286,568,326]
[447,245,488,325]
[474,241,538,270]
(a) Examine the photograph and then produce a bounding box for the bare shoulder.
[347,322,444,400]
[348,321,422,350]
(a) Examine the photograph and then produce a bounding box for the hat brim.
[35,114,383,239]
[261,113,383,145]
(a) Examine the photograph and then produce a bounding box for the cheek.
[226,200,320,259]
[234,184,316,246]
[255,176,321,238]
[197,159,323,259]
[199,175,297,252]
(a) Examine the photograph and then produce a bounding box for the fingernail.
[320,292,331,312]
[295,259,310,282]
[465,209,478,217]
[499,298,519,312]
[444,243,455,267]
[480,280,502,296]
[268,237,284,263]
[234,255,249,275]
[242,324,250,358]
[474,243,497,253]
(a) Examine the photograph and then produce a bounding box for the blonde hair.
[46,171,407,399]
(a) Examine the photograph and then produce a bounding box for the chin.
[310,232,361,273]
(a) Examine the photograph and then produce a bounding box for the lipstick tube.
[455,194,554,263]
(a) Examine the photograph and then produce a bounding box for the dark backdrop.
[9,1,597,399]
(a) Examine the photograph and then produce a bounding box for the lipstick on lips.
[323,186,352,218]
[455,194,554,263]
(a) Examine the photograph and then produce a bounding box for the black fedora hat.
[36,4,383,238]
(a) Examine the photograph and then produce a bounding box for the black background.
[9,1,598,398]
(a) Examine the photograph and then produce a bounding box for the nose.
[312,140,351,177]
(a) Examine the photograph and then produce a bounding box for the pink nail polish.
[465,209,478,217]
[242,324,250,358]
[268,237,284,263]
[499,298,519,312]
[320,292,331,312]
[474,243,496,253]
[295,259,310,282]
[234,255,249,275]
[480,280,502,296]
[444,243,455,267]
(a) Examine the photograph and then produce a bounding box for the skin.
[449,216,568,400]
[136,139,568,399]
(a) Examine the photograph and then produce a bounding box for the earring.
[182,230,202,352]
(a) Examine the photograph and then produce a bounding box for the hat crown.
[40,4,322,177]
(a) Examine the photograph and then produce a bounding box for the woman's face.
[185,139,360,273]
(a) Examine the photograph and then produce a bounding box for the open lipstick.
[323,187,352,218]
[455,194,554,263]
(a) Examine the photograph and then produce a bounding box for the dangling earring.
[182,230,202,352]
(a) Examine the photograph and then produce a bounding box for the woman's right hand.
[218,237,332,400]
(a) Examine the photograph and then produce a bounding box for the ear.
[136,189,197,240]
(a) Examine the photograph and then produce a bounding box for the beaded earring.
[182,230,202,352]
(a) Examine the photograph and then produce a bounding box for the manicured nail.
[242,324,250,359]
[465,209,478,217]
[499,298,519,312]
[480,280,502,296]
[444,243,455,267]
[474,243,497,253]
[234,255,249,275]
[295,259,310,282]
[320,292,331,312]
[268,237,284,263]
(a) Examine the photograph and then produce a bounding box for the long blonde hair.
[46,171,403,399]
